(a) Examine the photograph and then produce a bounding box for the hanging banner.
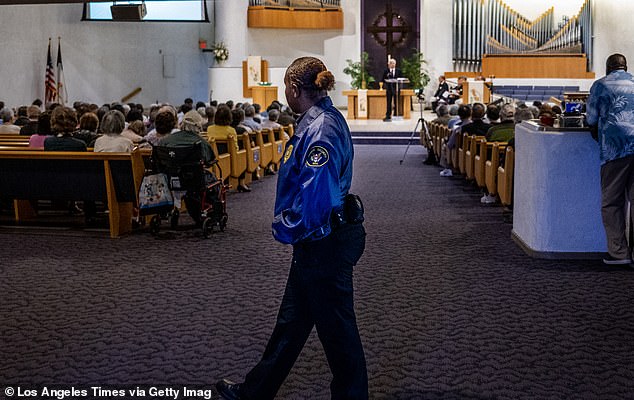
[357,89,368,119]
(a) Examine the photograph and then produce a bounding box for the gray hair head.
[244,105,256,117]
[181,110,203,134]
[268,109,280,122]
[436,104,449,116]
[0,108,13,122]
[448,105,459,116]
[101,110,125,134]
[515,108,534,124]
[500,104,516,122]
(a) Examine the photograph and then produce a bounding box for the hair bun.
[315,71,336,91]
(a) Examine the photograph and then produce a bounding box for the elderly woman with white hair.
[94,110,134,153]
[158,110,214,164]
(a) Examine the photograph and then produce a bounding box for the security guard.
[217,57,368,399]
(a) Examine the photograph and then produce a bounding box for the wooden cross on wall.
[366,2,412,61]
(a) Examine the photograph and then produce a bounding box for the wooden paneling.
[343,90,414,120]
[248,6,343,29]
[251,86,278,108]
[482,54,595,79]
[242,60,269,99]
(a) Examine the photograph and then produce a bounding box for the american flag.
[45,39,56,103]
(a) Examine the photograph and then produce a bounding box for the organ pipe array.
[452,0,592,72]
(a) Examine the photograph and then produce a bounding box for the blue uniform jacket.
[272,96,353,244]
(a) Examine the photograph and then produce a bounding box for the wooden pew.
[458,132,470,175]
[0,136,30,147]
[283,124,294,138]
[208,138,231,183]
[252,129,273,172]
[271,127,287,171]
[497,146,515,207]
[0,149,144,238]
[213,135,247,190]
[449,129,463,171]
[485,142,508,197]
[241,133,261,182]
[465,135,486,181]
[475,139,508,190]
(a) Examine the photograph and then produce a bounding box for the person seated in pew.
[261,108,282,130]
[14,106,29,126]
[156,110,217,225]
[121,120,147,145]
[28,111,52,149]
[461,103,491,136]
[44,106,96,223]
[253,103,263,123]
[430,104,451,126]
[146,108,178,146]
[19,105,41,136]
[44,107,86,151]
[208,104,251,192]
[231,108,252,135]
[74,112,101,147]
[94,110,134,153]
[484,104,500,125]
[485,104,516,143]
[202,106,216,132]
[277,106,297,128]
[0,108,21,134]
[159,110,214,165]
[440,104,472,177]
[447,105,461,130]
[242,104,262,131]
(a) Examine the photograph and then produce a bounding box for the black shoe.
[383,117,391,122]
[602,254,632,265]
[68,202,83,215]
[237,184,251,193]
[216,379,243,400]
[265,166,277,176]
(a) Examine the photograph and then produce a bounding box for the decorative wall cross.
[366,2,412,60]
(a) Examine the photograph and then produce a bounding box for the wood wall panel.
[248,6,343,29]
[481,54,595,79]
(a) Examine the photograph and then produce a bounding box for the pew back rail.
[0,150,144,238]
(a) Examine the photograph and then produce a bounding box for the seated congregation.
[423,99,561,209]
[0,97,298,235]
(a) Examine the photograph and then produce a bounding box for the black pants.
[600,154,634,258]
[386,88,395,119]
[241,223,368,400]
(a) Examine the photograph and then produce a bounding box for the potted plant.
[401,50,430,91]
[343,52,375,90]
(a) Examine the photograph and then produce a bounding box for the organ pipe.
[453,0,592,71]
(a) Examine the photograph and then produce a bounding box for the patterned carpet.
[1,145,633,400]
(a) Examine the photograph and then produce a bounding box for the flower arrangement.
[211,41,229,64]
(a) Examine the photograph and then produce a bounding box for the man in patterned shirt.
[586,53,634,266]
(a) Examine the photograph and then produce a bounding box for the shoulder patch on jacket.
[283,144,294,163]
[305,145,329,167]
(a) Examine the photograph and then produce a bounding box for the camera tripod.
[399,95,434,165]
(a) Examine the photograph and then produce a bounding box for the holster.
[343,193,365,224]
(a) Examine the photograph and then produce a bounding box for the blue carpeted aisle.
[1,145,633,399]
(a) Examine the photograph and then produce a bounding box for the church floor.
[1,145,633,399]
